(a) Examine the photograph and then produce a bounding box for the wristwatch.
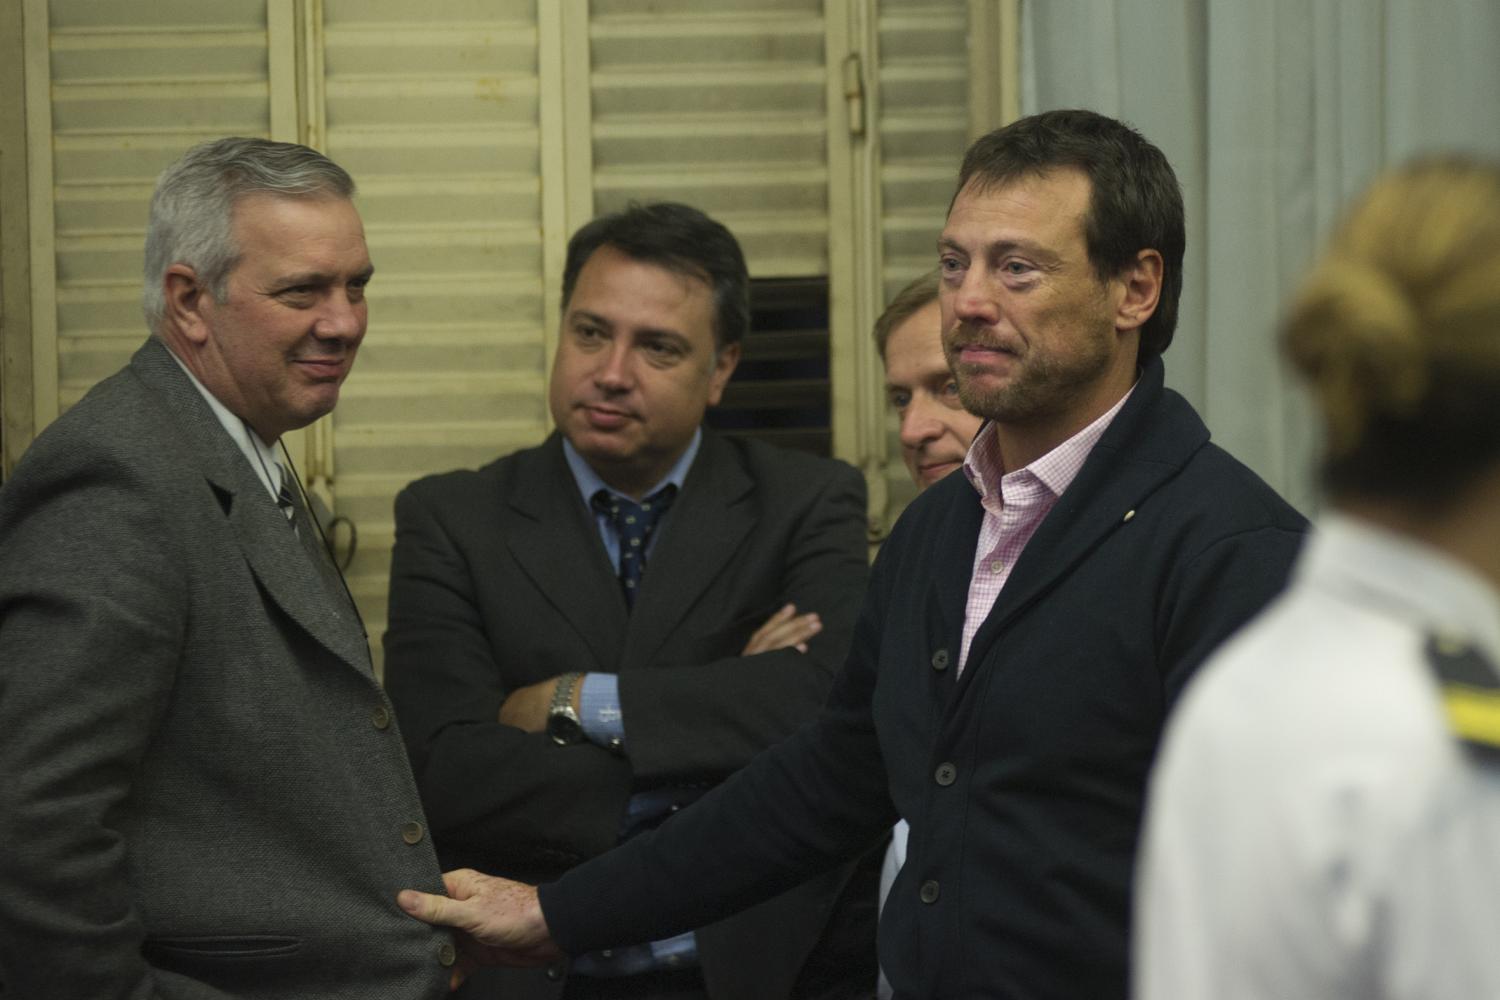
[547,672,585,746]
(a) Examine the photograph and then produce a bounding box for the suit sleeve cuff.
[579,673,625,752]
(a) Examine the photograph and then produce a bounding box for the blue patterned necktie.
[591,484,678,610]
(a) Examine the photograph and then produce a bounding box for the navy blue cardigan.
[542,359,1307,999]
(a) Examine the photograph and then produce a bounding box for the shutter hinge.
[843,52,866,137]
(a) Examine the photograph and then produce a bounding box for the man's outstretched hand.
[399,868,564,985]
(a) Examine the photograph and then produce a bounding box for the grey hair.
[142,137,356,333]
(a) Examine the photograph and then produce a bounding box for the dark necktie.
[591,484,678,610]
[274,462,297,528]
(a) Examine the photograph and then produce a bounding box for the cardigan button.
[934,762,957,786]
[401,821,424,845]
[930,648,950,672]
[371,705,392,730]
[437,942,457,967]
[919,879,941,904]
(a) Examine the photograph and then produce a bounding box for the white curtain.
[1020,0,1500,513]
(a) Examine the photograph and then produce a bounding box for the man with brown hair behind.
[876,269,983,492]
[1138,157,1500,1000]
[398,109,1307,999]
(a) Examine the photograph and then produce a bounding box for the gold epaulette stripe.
[1439,683,1500,749]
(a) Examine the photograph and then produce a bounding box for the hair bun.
[1283,255,1425,456]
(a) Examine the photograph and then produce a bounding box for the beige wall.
[0,0,35,480]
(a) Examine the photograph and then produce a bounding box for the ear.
[705,342,742,407]
[1114,249,1163,333]
[162,263,212,345]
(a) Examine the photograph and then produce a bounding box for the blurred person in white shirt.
[1137,156,1500,1000]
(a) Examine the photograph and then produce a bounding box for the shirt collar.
[963,380,1137,506]
[563,427,703,508]
[164,343,283,502]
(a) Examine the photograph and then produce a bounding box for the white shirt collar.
[164,343,284,503]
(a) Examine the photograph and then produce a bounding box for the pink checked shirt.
[957,385,1136,675]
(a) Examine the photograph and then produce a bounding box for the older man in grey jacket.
[0,137,454,999]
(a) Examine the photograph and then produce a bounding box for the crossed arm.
[494,603,826,732]
[383,461,869,870]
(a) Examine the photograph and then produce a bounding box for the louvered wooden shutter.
[590,0,836,463]
[874,0,976,525]
[588,0,830,277]
[37,0,275,417]
[317,0,550,660]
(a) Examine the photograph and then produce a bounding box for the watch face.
[548,711,583,746]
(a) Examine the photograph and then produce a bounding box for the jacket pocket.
[143,934,303,979]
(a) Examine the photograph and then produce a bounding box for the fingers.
[441,868,484,900]
[742,603,795,655]
[401,870,557,957]
[398,888,469,930]
[741,604,823,655]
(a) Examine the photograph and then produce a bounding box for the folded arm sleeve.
[541,564,899,953]
[617,462,869,783]
[384,486,633,869]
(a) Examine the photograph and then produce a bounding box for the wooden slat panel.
[45,1,270,407]
[875,0,972,532]
[588,2,828,278]
[878,0,969,299]
[320,0,545,648]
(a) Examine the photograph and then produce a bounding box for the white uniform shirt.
[1136,514,1500,1000]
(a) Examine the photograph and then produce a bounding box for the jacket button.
[545,964,564,981]
[930,648,950,671]
[401,821,424,845]
[437,941,456,967]
[934,762,957,786]
[371,706,391,730]
[920,879,940,904]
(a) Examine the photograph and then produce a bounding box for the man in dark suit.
[396,110,1310,999]
[382,202,874,999]
[0,138,455,998]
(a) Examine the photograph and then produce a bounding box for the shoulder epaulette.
[1427,632,1500,754]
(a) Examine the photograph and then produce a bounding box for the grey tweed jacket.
[0,337,454,999]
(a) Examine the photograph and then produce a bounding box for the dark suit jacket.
[384,430,873,999]
[0,338,453,1000]
[538,358,1309,999]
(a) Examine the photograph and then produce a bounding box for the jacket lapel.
[226,471,373,672]
[927,473,984,663]
[129,338,374,676]
[956,360,1209,689]
[502,435,629,672]
[621,430,756,671]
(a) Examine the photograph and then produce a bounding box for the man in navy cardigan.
[399,110,1307,999]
